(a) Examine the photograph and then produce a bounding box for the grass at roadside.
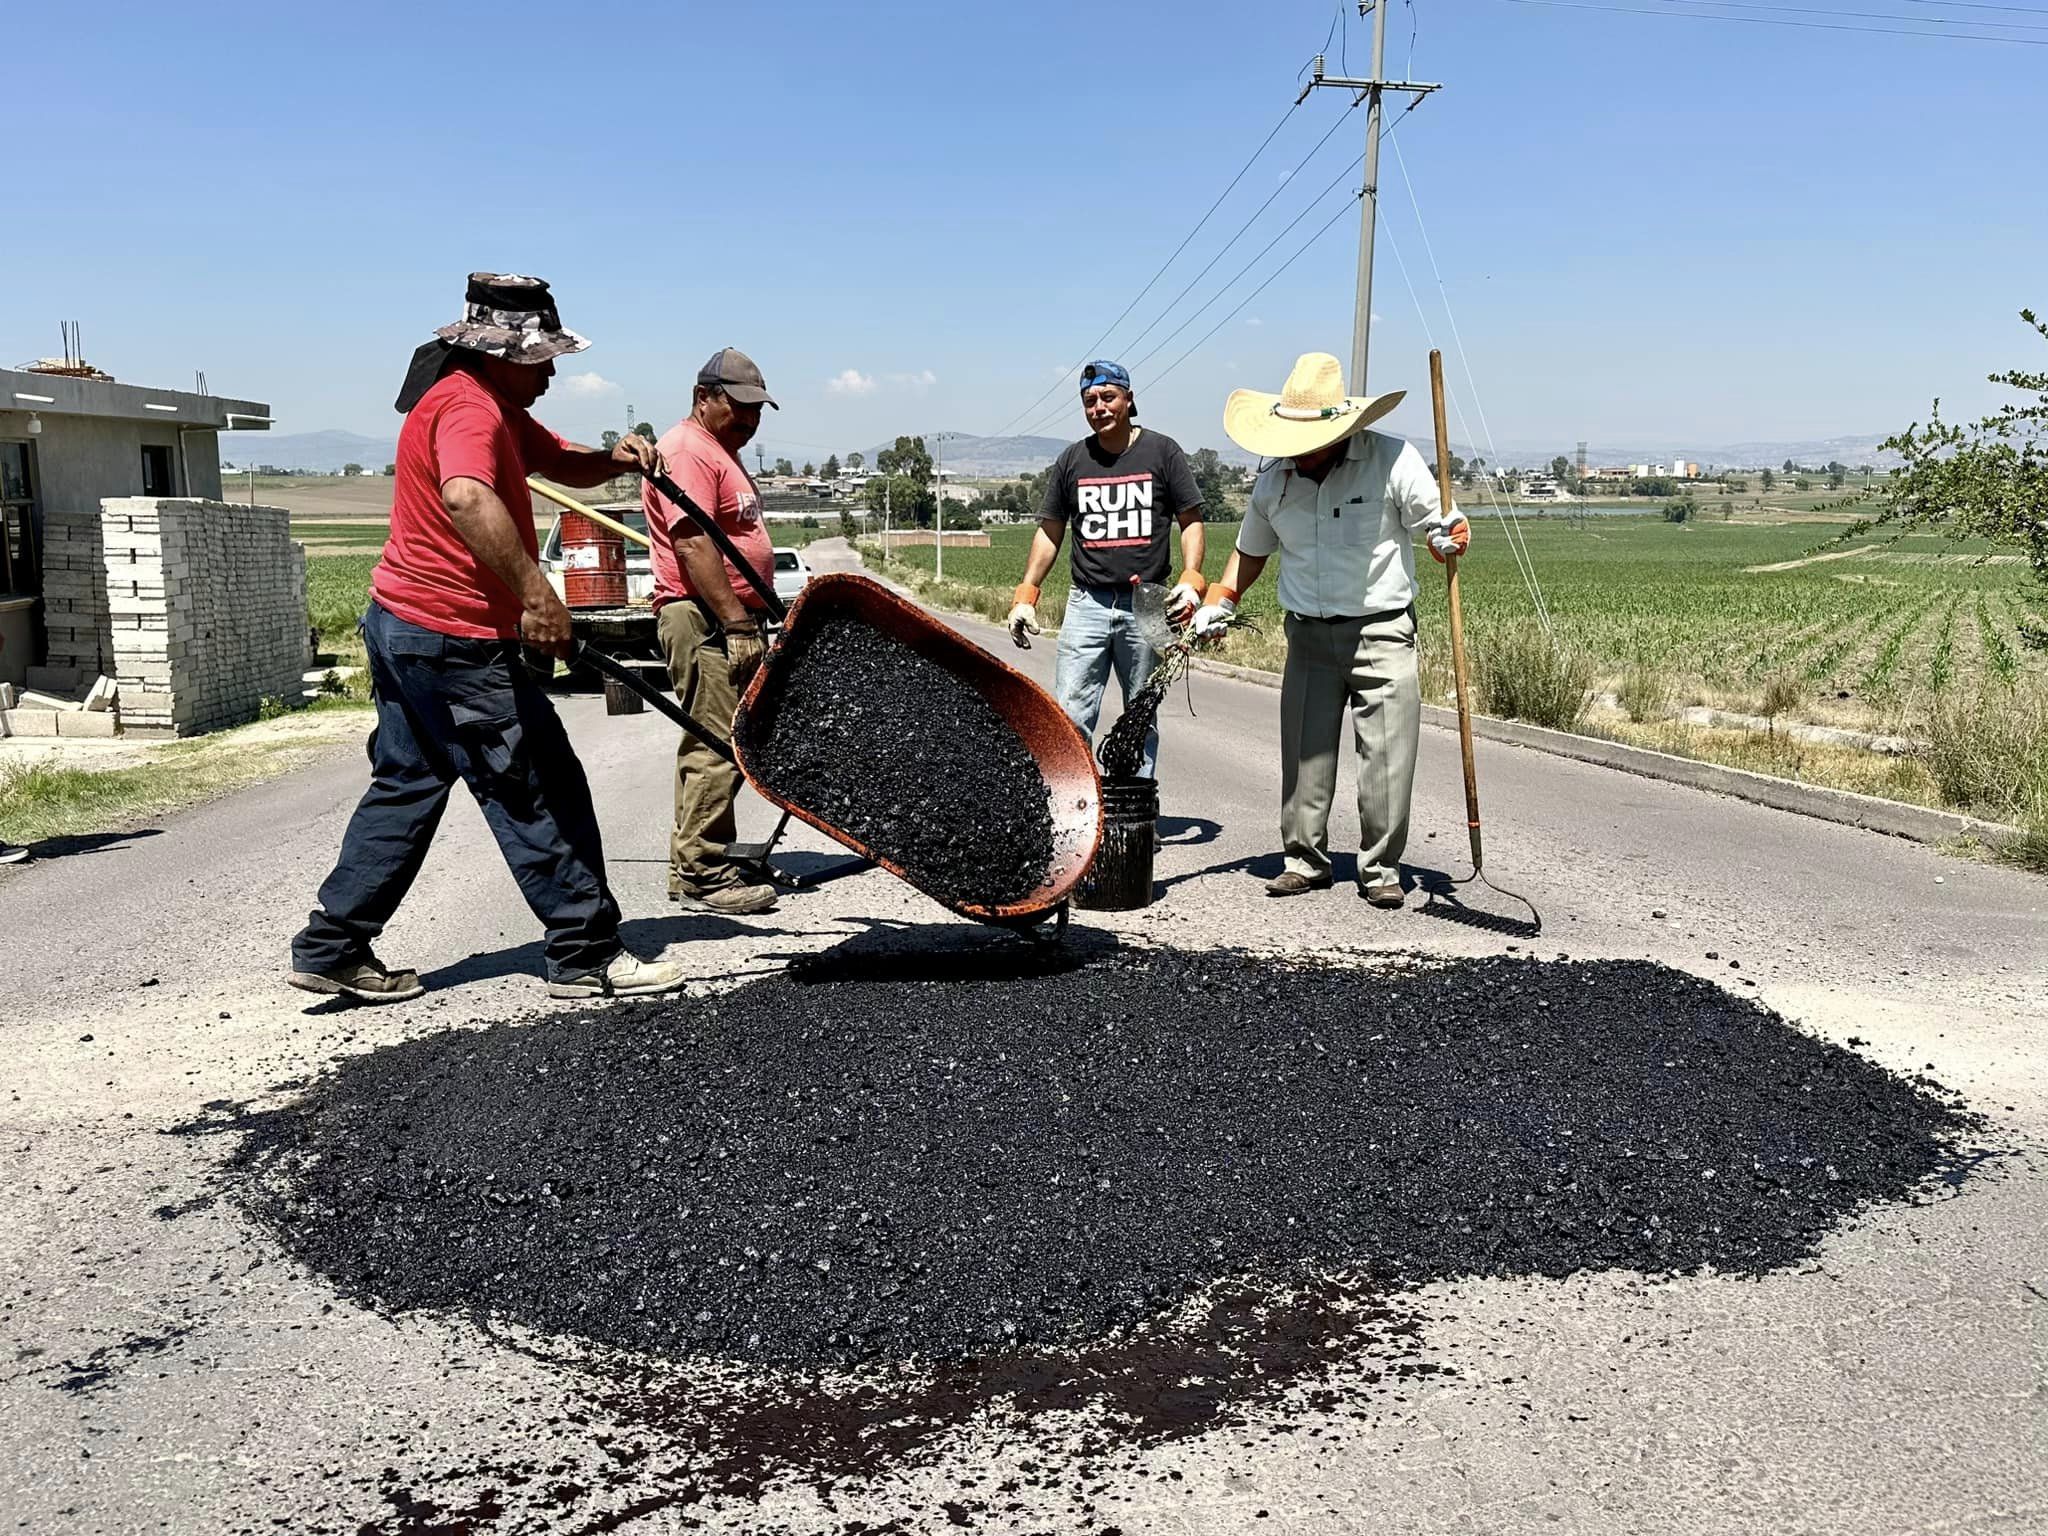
[0,713,370,847]
[865,520,2048,870]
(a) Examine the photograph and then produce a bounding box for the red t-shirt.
[371,370,574,639]
[642,418,775,613]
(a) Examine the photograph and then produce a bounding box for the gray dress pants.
[1278,609,1421,888]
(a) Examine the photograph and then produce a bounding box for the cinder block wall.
[40,511,114,676]
[97,498,312,735]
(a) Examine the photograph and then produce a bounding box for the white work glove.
[1191,596,1236,640]
[1427,512,1472,563]
[1007,601,1041,649]
[1166,581,1202,624]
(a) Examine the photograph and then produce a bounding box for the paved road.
[3,545,2044,1534]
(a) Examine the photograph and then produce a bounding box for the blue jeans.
[1055,584,1160,779]
[292,602,622,983]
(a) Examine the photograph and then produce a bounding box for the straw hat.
[1223,352,1405,460]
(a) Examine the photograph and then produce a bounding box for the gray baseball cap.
[697,347,779,409]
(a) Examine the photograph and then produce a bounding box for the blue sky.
[6,0,2040,462]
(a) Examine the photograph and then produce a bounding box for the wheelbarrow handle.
[574,642,735,764]
[644,469,788,625]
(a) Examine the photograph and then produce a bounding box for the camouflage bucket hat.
[434,272,590,365]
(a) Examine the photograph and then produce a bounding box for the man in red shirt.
[643,348,781,915]
[290,273,688,1003]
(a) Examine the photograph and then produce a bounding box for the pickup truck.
[533,507,810,685]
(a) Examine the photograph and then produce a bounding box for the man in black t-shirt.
[1007,360,1206,779]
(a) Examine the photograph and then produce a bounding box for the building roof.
[1,369,269,432]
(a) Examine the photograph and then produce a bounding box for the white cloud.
[886,369,938,390]
[1370,312,1384,323]
[827,368,878,395]
[1244,316,1263,327]
[558,371,621,398]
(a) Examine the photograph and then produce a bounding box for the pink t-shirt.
[642,418,774,613]
[371,370,574,639]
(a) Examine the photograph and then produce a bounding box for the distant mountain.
[221,429,397,474]
[860,432,1265,478]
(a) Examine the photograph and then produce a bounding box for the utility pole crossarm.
[1296,1,1446,393]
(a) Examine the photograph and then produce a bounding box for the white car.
[773,547,811,606]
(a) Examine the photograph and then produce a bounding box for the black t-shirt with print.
[1041,429,1203,589]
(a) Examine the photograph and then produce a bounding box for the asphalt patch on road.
[737,613,1055,907]
[203,942,1980,1533]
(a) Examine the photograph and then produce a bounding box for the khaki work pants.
[1278,609,1421,889]
[657,600,745,895]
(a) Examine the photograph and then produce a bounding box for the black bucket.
[602,674,646,716]
[1074,775,1159,911]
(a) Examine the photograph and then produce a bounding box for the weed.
[1617,660,1674,723]
[1760,672,1803,725]
[1471,622,1594,731]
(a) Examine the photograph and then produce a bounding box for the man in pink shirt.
[643,348,781,915]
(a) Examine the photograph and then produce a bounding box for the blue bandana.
[1079,359,1132,394]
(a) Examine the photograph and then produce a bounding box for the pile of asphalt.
[221,946,1970,1373]
[737,614,1054,906]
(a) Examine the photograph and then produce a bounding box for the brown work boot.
[1361,882,1406,910]
[287,955,424,1004]
[670,880,779,916]
[1264,870,1333,897]
[547,951,689,1000]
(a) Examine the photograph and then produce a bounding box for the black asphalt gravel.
[219,946,1972,1374]
[1097,673,1167,779]
[737,614,1054,906]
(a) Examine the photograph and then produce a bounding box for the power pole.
[1296,4,1441,392]
[933,433,946,583]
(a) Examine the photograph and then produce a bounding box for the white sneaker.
[547,951,689,1000]
[0,844,29,867]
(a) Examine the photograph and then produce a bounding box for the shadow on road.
[413,913,804,991]
[1156,814,1222,848]
[763,915,1118,985]
[11,827,166,863]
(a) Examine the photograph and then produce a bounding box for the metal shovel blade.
[1131,581,1185,652]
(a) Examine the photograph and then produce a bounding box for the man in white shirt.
[1195,352,1469,906]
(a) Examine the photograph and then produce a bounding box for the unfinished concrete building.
[1,364,310,737]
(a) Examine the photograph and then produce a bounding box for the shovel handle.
[527,479,654,548]
[1428,350,1484,872]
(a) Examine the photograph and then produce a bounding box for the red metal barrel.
[558,511,627,608]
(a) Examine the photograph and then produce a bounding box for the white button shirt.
[1236,430,1454,619]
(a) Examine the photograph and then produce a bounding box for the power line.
[1902,0,2048,13]
[1110,98,1366,364]
[1501,0,2048,40]
[1148,196,1365,390]
[1130,154,1368,374]
[982,98,1303,441]
[1654,0,2048,29]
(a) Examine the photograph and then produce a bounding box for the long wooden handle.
[1428,350,1484,873]
[527,478,654,548]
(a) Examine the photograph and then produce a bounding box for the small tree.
[634,421,656,441]
[802,461,815,478]
[1855,307,2048,645]
[342,462,364,477]
[846,451,864,472]
[1759,467,1776,491]
[822,453,840,480]
[774,457,796,477]
[382,463,396,476]
[601,429,621,453]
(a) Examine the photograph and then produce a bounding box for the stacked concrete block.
[39,510,114,677]
[97,498,313,736]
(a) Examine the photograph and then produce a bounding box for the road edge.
[849,557,2022,857]
[1186,653,2018,852]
